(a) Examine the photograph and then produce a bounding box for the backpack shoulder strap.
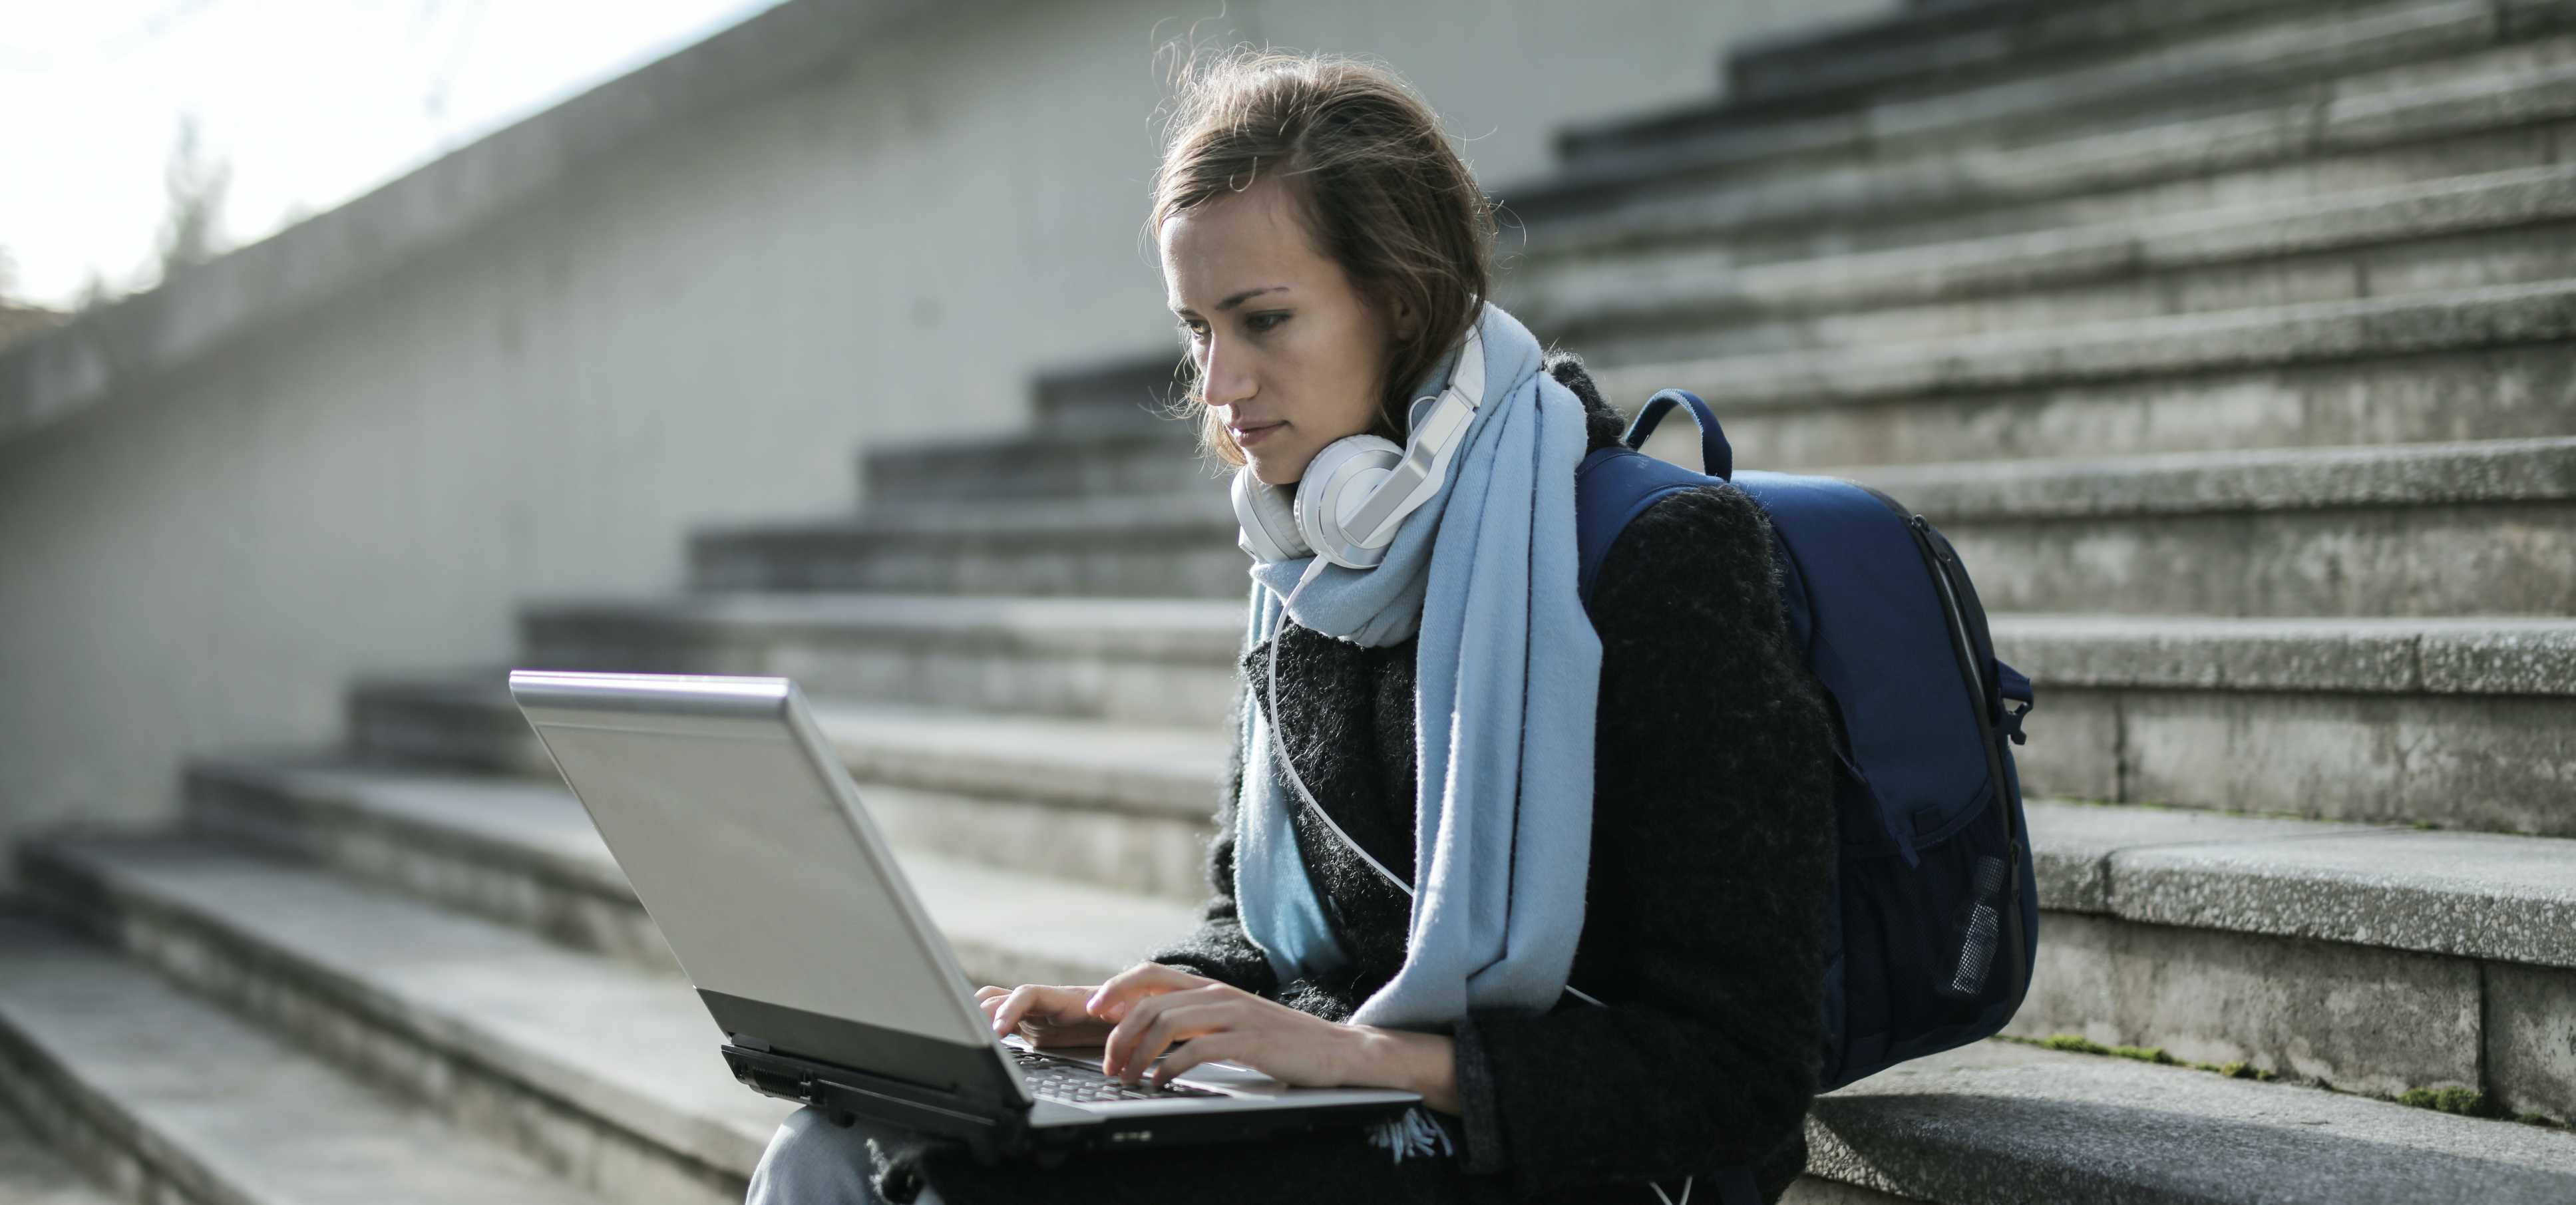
[1574,444,1721,609]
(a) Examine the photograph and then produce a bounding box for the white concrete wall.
[0,0,1890,880]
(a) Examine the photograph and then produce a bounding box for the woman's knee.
[745,1106,900,1204]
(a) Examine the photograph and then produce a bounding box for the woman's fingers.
[986,984,1111,1040]
[1085,961,1214,1024]
[1118,1001,1229,1082]
[1101,989,1230,1080]
[1144,1030,1249,1085]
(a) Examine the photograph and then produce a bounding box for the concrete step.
[504,594,2576,833]
[516,591,1239,729]
[1527,164,2576,366]
[1027,351,1189,434]
[368,603,2576,842]
[161,750,2576,1132]
[181,749,1210,961]
[1996,613,2576,836]
[1500,44,2576,276]
[1804,1037,2576,1202]
[692,437,2576,617]
[0,1094,116,1205]
[872,182,2576,506]
[25,834,2567,1205]
[1586,277,2576,468]
[860,423,1210,508]
[17,836,791,1205]
[1561,0,2527,186]
[2016,799,2575,1120]
[1712,0,2352,111]
[349,673,1228,824]
[687,486,1244,598]
[0,914,612,1205]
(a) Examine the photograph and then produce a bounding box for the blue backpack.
[1572,389,2041,1099]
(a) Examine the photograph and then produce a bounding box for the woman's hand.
[977,963,1226,1047]
[1089,961,1373,1089]
[975,982,1115,1047]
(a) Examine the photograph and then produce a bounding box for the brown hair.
[1145,47,1497,470]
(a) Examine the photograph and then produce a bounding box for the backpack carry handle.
[1622,389,1734,481]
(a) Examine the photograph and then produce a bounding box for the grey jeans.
[745,1107,944,1205]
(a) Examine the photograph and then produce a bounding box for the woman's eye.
[1179,314,1286,341]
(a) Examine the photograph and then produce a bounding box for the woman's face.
[1161,178,1413,487]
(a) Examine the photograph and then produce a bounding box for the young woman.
[747,49,1839,1205]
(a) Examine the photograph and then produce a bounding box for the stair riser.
[0,1025,218,1205]
[862,434,1214,507]
[867,353,2576,507]
[689,503,2574,616]
[351,662,2575,847]
[180,771,683,973]
[1944,502,2575,617]
[1527,94,2576,273]
[1571,0,2514,183]
[874,265,2576,499]
[1680,345,2576,469]
[349,687,1220,820]
[162,773,2576,1128]
[689,531,1248,600]
[1720,0,2395,112]
[347,689,554,776]
[18,854,754,1205]
[2018,688,2576,835]
[2007,911,2573,1120]
[517,619,1239,728]
[1543,222,2576,365]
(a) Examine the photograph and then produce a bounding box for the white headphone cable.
[1266,562,1684,1205]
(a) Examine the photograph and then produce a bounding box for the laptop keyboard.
[1012,1050,1223,1103]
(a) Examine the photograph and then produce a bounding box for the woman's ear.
[1389,295,1418,345]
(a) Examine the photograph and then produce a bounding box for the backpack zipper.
[1901,512,2026,1002]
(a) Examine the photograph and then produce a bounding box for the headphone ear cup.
[1232,468,1310,562]
[1296,434,1405,568]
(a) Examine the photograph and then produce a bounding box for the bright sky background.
[1,0,785,311]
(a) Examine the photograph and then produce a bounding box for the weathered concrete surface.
[19,836,800,1195]
[1533,164,2576,335]
[1807,1039,2576,1204]
[518,592,1242,728]
[2004,911,2483,1097]
[2487,961,2576,1122]
[0,1097,116,1205]
[177,756,1200,975]
[2028,800,2576,967]
[0,917,613,1205]
[2112,828,2576,968]
[1602,279,2576,408]
[1536,57,2576,258]
[2024,801,2398,915]
[684,452,2576,613]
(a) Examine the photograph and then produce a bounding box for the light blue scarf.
[1233,298,1602,1039]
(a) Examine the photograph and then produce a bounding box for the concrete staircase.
[7,0,2575,1200]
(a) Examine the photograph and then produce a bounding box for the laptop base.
[722,1043,1417,1165]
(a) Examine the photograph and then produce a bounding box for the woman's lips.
[1234,422,1284,447]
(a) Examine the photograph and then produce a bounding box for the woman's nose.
[1201,338,1254,409]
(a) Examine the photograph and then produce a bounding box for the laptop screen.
[512,671,993,1051]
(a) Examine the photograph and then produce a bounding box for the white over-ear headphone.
[1230,319,1487,570]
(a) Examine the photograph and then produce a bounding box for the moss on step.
[1990,1033,2571,1130]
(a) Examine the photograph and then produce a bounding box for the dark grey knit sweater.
[878,352,1841,1205]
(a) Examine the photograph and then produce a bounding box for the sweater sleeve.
[1448,482,1838,1194]
[1139,674,1284,997]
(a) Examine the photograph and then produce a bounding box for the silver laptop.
[504,669,1420,1160]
